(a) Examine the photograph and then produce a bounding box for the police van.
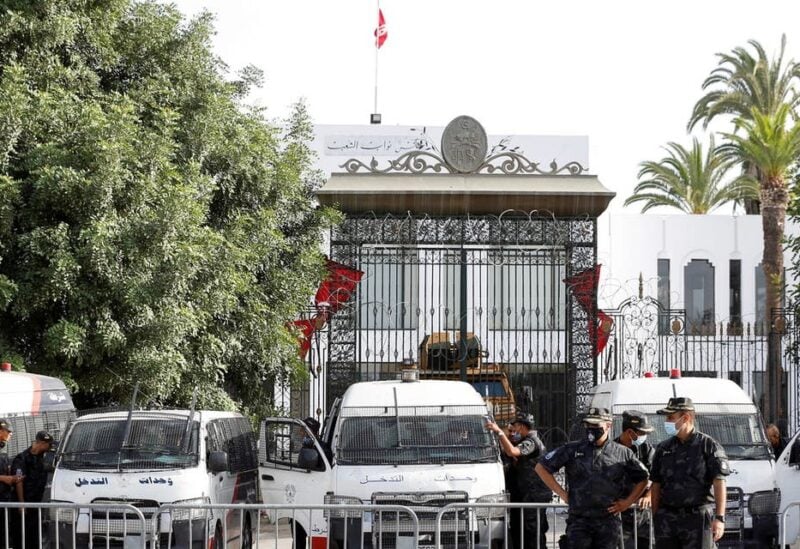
[774,430,800,545]
[260,369,507,549]
[49,409,259,549]
[587,371,775,544]
[0,362,75,456]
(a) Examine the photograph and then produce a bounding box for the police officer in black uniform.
[535,407,649,549]
[13,431,53,549]
[487,414,550,549]
[615,410,656,548]
[650,397,729,549]
[0,419,23,549]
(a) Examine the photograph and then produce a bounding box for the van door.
[776,432,800,544]
[259,419,332,545]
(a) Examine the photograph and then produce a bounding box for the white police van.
[50,409,259,549]
[774,430,800,545]
[588,371,775,544]
[260,369,507,549]
[0,362,75,456]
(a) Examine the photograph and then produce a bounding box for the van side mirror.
[208,451,228,474]
[43,451,56,473]
[298,446,321,471]
[789,439,800,466]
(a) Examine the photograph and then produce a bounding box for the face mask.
[632,434,647,447]
[664,421,678,436]
[586,426,605,443]
[509,433,522,443]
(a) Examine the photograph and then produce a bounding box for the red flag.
[563,265,613,356]
[291,318,316,359]
[315,259,364,315]
[374,9,387,49]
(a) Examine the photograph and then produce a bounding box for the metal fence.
[0,499,771,549]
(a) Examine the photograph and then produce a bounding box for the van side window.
[208,418,258,473]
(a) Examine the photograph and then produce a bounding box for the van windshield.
[613,410,771,460]
[337,412,497,465]
[60,417,199,470]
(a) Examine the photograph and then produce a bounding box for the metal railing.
[0,502,147,549]
[779,500,800,547]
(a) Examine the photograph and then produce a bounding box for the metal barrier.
[0,502,148,549]
[780,500,800,547]
[156,503,420,549]
[434,502,655,549]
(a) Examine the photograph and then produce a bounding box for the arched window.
[684,259,715,328]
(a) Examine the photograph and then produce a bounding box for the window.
[684,259,715,328]
[487,261,565,330]
[359,250,419,330]
[730,260,741,331]
[657,259,670,334]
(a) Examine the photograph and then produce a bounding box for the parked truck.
[259,368,507,549]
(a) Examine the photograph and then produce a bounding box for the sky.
[169,0,800,214]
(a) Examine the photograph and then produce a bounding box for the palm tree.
[688,36,800,213]
[722,105,800,422]
[689,35,800,131]
[624,137,757,214]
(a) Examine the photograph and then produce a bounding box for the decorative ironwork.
[341,150,587,176]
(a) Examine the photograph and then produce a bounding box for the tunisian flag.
[291,259,364,360]
[563,265,613,356]
[374,9,388,48]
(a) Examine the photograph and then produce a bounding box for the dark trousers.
[0,507,11,549]
[509,507,549,549]
[621,508,651,549]
[17,509,41,549]
[566,514,622,549]
[653,506,714,549]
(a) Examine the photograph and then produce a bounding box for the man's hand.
[638,492,651,509]
[712,517,725,541]
[485,421,501,434]
[607,499,633,514]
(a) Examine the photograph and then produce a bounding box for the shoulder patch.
[544,450,556,460]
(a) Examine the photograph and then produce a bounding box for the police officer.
[650,397,729,549]
[13,431,53,549]
[535,407,649,549]
[0,419,23,549]
[487,414,550,549]
[615,411,656,549]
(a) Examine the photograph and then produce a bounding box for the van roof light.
[0,363,10,372]
[670,369,681,379]
[643,372,654,378]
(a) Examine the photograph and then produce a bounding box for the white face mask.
[632,434,647,447]
[664,421,678,436]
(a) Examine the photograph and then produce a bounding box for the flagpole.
[373,0,380,117]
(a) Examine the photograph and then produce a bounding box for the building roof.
[318,173,615,217]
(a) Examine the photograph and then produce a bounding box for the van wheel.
[212,522,224,549]
[241,515,253,549]
[291,522,307,549]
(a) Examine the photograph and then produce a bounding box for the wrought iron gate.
[318,212,597,446]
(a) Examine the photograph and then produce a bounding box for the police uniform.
[651,397,730,549]
[0,419,15,549]
[538,408,649,549]
[12,431,53,549]
[614,410,656,549]
[505,416,551,549]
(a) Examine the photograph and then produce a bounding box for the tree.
[722,105,800,422]
[0,1,338,417]
[688,35,800,214]
[624,137,756,214]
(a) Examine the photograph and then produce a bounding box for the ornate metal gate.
[323,212,598,446]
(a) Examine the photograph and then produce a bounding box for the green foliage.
[689,35,800,131]
[721,106,800,184]
[0,1,337,418]
[624,136,757,213]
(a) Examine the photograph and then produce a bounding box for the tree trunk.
[760,180,788,424]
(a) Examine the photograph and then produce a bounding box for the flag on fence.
[315,259,365,316]
[374,9,388,49]
[563,265,613,356]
